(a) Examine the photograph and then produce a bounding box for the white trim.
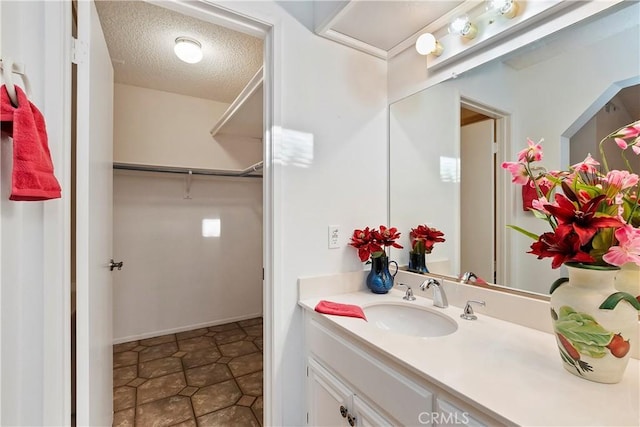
[319,29,388,60]
[262,17,279,426]
[42,1,72,425]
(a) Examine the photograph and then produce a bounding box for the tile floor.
[113,318,263,427]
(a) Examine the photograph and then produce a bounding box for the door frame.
[459,97,510,286]
[42,1,278,425]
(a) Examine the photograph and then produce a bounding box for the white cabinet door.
[352,395,394,427]
[307,358,352,426]
[436,398,488,427]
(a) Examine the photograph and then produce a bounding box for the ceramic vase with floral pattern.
[550,263,640,384]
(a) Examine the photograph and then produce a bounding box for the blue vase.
[366,254,398,294]
[408,252,429,274]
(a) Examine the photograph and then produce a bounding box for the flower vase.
[615,263,640,300]
[408,252,429,274]
[366,254,398,294]
[550,263,639,383]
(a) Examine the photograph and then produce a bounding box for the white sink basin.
[364,303,458,338]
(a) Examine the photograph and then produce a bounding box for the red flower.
[349,225,403,262]
[410,225,445,254]
[529,227,595,269]
[545,191,624,246]
[349,227,383,262]
[374,225,404,249]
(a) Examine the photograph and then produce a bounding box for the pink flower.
[604,170,639,192]
[501,161,529,185]
[531,196,550,214]
[571,154,600,173]
[615,137,629,150]
[613,121,640,139]
[603,225,640,267]
[517,138,544,163]
[633,144,640,155]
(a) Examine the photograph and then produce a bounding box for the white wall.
[1,1,69,425]
[215,2,388,425]
[113,83,262,170]
[112,170,263,342]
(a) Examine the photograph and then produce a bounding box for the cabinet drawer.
[308,318,433,426]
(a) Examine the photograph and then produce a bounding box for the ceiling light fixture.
[415,33,444,56]
[486,0,519,19]
[174,37,203,64]
[448,15,477,40]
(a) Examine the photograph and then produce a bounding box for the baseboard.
[112,311,263,344]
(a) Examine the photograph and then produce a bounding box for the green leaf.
[572,341,608,359]
[506,225,539,241]
[531,209,549,220]
[599,292,640,310]
[554,306,613,349]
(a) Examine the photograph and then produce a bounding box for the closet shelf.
[210,66,263,140]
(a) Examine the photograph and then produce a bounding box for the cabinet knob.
[347,413,357,426]
[339,405,348,418]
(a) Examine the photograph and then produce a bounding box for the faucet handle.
[419,278,440,291]
[461,272,478,284]
[460,300,486,320]
[396,283,416,301]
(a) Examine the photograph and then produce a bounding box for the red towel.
[315,300,367,321]
[1,84,61,201]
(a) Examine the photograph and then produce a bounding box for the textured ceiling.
[95,0,263,103]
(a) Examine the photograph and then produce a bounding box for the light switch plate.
[328,225,340,249]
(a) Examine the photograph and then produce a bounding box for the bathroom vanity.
[299,273,640,427]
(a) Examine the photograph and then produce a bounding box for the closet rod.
[113,161,263,178]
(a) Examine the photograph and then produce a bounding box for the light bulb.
[174,37,203,64]
[486,0,518,19]
[415,33,443,56]
[448,15,477,39]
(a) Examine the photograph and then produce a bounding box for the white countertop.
[299,289,640,427]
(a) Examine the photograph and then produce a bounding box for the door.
[307,358,352,426]
[75,0,114,425]
[460,119,495,283]
[352,395,394,427]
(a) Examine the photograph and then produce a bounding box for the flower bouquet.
[349,226,402,294]
[501,120,640,383]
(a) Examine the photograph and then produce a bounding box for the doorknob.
[109,259,124,271]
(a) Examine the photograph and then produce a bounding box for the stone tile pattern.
[113,318,263,427]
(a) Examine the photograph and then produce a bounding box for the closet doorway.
[73,1,274,425]
[459,100,507,285]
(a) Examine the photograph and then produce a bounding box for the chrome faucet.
[419,278,448,308]
[460,271,478,284]
[396,283,416,301]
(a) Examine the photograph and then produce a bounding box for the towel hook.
[0,58,32,107]
[0,58,18,106]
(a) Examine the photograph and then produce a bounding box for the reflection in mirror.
[389,3,640,296]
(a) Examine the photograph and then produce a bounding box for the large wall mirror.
[389,3,640,296]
